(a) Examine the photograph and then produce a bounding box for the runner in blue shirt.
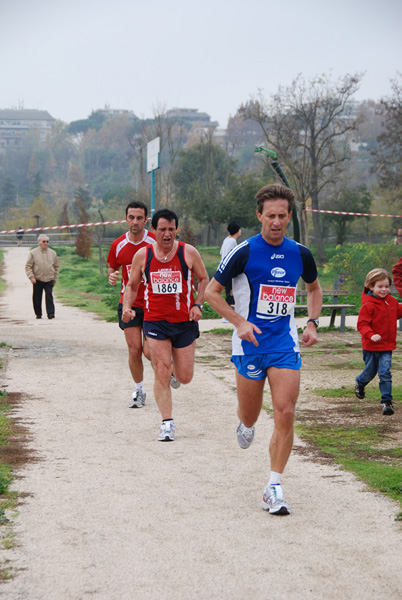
[206,183,322,515]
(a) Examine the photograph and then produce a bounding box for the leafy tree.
[374,72,402,208]
[239,72,363,264]
[67,110,107,135]
[127,106,186,207]
[28,171,44,199]
[172,135,235,243]
[325,186,372,245]
[217,170,273,230]
[75,115,134,196]
[74,187,92,258]
[323,242,401,293]
[1,177,17,211]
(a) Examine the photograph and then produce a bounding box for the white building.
[0,109,55,153]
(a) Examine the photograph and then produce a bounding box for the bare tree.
[239,72,363,264]
[373,72,402,208]
[127,106,186,208]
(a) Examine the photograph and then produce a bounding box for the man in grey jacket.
[25,234,59,319]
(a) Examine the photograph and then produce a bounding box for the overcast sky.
[2,0,401,128]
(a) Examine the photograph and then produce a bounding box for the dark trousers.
[33,280,55,318]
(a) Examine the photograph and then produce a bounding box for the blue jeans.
[356,350,393,403]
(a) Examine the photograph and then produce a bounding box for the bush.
[322,243,401,293]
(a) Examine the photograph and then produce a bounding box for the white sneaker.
[158,420,176,442]
[129,389,146,408]
[222,318,229,323]
[262,484,290,515]
[170,374,181,389]
[236,422,255,449]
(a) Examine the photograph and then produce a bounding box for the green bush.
[322,243,401,293]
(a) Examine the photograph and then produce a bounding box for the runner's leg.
[147,337,173,419]
[267,367,300,474]
[171,340,196,385]
[235,370,265,427]
[124,326,144,384]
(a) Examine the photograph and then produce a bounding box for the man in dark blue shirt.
[206,183,322,515]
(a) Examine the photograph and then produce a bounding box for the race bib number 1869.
[150,270,183,294]
[256,285,296,317]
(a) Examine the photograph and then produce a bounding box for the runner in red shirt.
[107,201,155,408]
[122,208,209,442]
[393,257,402,296]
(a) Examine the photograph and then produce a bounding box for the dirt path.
[1,246,402,600]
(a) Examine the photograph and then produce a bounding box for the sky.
[1,0,401,128]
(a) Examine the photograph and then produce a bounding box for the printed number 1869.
[156,282,179,294]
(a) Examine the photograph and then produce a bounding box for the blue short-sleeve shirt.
[214,234,318,355]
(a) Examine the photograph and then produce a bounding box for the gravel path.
[1,246,402,599]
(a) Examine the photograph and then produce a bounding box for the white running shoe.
[236,422,255,449]
[158,420,176,442]
[170,374,181,389]
[129,389,146,408]
[262,484,290,515]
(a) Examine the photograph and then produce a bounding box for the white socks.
[268,471,282,486]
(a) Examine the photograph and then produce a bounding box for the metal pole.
[151,170,155,217]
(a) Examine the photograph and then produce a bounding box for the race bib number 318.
[150,270,183,294]
[256,285,296,317]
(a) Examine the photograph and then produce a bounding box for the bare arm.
[185,245,209,322]
[121,248,146,322]
[301,278,322,347]
[205,277,261,346]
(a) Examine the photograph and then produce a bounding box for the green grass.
[294,382,402,519]
[56,245,222,321]
[295,421,402,514]
[53,244,367,322]
[55,246,119,322]
[0,390,15,535]
[313,384,402,401]
[198,245,221,279]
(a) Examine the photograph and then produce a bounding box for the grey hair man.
[25,234,59,320]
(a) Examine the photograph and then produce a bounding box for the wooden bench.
[296,289,355,332]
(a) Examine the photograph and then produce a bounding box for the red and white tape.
[0,220,126,235]
[1,207,401,236]
[306,208,402,218]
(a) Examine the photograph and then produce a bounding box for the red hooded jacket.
[392,257,402,297]
[357,288,402,351]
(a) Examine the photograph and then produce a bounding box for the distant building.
[95,107,139,121]
[0,109,55,153]
[166,107,218,129]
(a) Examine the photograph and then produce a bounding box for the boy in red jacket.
[355,268,402,415]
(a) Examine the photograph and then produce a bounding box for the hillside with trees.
[0,71,401,251]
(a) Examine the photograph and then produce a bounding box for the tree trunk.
[300,207,309,248]
[310,190,326,265]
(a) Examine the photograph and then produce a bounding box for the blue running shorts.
[231,352,302,380]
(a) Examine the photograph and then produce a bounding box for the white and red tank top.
[107,230,156,305]
[143,242,195,322]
